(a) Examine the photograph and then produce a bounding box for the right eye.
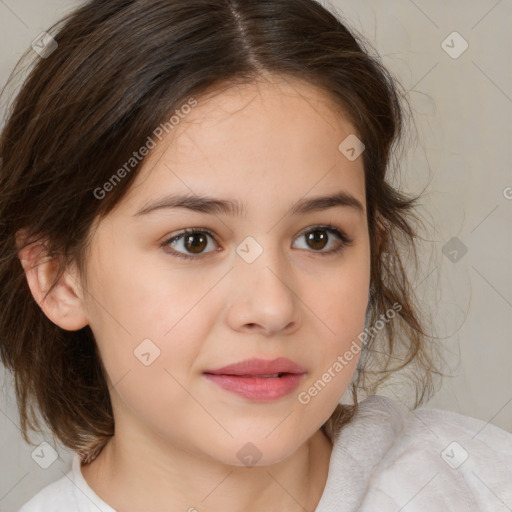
[161,228,220,259]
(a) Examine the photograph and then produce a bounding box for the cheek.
[315,248,371,339]
[84,253,224,389]
[299,246,370,395]
[84,267,215,436]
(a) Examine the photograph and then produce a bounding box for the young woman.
[1,1,510,511]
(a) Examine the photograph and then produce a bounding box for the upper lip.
[204,357,306,376]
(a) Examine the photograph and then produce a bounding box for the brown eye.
[163,229,218,259]
[293,226,351,255]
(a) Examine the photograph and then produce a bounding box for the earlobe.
[16,233,89,331]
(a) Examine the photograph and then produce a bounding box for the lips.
[203,357,306,401]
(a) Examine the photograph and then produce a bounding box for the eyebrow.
[133,190,365,217]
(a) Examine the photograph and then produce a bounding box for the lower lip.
[204,373,305,401]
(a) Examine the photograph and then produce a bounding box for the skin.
[18,75,371,512]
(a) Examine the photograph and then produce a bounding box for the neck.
[81,426,333,512]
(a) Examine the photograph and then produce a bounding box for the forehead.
[117,76,365,215]
[170,76,357,159]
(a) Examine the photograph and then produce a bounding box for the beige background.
[1,0,511,510]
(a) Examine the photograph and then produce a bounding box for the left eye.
[292,226,350,253]
[161,226,352,259]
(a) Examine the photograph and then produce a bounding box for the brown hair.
[0,0,443,460]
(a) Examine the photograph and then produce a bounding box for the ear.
[15,230,89,331]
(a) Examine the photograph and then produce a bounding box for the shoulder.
[359,395,512,511]
[17,453,115,512]
[17,471,77,512]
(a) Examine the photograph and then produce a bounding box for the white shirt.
[18,394,512,511]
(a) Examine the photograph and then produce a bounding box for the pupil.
[307,230,327,250]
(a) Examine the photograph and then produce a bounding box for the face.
[79,76,371,466]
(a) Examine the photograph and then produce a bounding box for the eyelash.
[160,225,353,261]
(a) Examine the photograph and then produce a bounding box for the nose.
[224,245,302,337]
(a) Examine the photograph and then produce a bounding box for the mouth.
[203,358,306,401]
